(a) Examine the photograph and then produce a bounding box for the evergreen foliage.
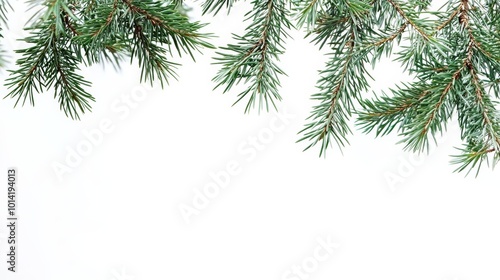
[1,0,499,174]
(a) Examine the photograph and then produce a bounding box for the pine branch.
[450,0,500,175]
[398,63,460,152]
[1,0,500,174]
[4,0,214,118]
[47,31,94,120]
[4,25,51,107]
[298,0,372,155]
[297,35,356,154]
[73,0,126,67]
[357,86,431,137]
[359,0,500,175]
[129,18,179,87]
[212,0,291,113]
[3,0,99,117]
[4,7,93,120]
[122,0,213,56]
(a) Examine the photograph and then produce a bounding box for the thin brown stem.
[92,0,118,37]
[372,22,407,47]
[435,5,461,32]
[319,30,355,140]
[63,13,79,36]
[386,0,430,41]
[459,0,495,59]
[256,0,274,94]
[368,90,430,117]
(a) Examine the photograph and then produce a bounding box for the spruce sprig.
[297,0,372,155]
[4,1,93,119]
[4,0,213,119]
[1,0,500,174]
[211,0,292,113]
[358,0,500,175]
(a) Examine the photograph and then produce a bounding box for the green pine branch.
[212,0,292,113]
[1,0,499,174]
[4,1,93,120]
[358,0,500,175]
[297,0,373,155]
[3,0,214,119]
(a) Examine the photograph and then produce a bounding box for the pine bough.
[0,0,499,175]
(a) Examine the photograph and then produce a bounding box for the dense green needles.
[211,0,291,113]
[3,0,213,119]
[0,0,499,175]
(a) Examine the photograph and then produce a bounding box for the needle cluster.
[1,0,499,174]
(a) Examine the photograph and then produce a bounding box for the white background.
[1,1,499,280]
